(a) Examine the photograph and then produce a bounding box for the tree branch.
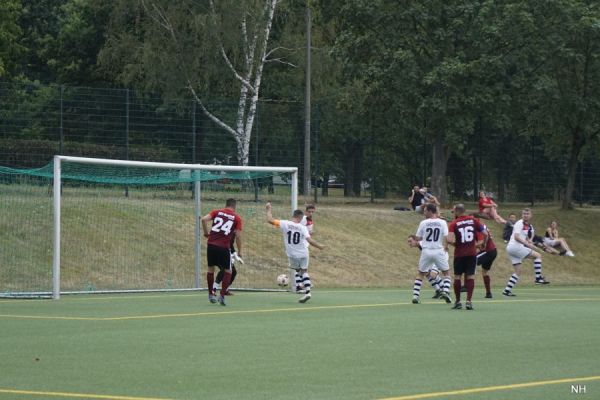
[209,0,256,94]
[187,81,238,138]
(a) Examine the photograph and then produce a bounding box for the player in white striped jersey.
[407,235,446,298]
[502,208,549,296]
[411,203,452,304]
[266,202,325,303]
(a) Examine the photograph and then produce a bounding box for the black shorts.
[207,244,232,270]
[453,255,477,276]
[477,249,497,270]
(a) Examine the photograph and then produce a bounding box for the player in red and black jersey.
[447,204,487,310]
[201,198,243,306]
[476,223,497,298]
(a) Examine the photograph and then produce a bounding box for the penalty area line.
[378,375,600,400]
[0,388,174,400]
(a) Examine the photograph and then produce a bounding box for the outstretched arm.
[306,237,325,250]
[266,202,277,225]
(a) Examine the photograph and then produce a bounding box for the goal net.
[0,156,297,299]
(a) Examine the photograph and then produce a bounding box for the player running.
[201,198,243,306]
[447,204,488,310]
[411,203,452,304]
[502,208,549,297]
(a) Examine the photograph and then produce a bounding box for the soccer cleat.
[412,298,420,304]
[565,251,575,257]
[432,290,442,299]
[298,293,311,303]
[466,301,474,310]
[451,302,462,310]
[439,292,452,304]
[208,293,217,304]
[217,295,226,306]
[485,293,493,299]
[502,290,516,297]
[535,277,550,285]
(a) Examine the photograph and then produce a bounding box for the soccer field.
[1,287,599,400]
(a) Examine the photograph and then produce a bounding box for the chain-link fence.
[2,81,599,204]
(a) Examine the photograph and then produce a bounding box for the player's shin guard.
[301,271,312,294]
[220,272,232,297]
[207,272,215,294]
[442,277,451,294]
[453,279,462,302]
[426,275,440,291]
[534,259,542,279]
[504,273,519,293]
[413,279,422,300]
[465,278,475,301]
[483,275,491,295]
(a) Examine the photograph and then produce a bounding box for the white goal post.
[52,155,298,300]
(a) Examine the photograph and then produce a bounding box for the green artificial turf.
[1,287,599,400]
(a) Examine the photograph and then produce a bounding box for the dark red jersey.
[476,225,496,253]
[207,208,243,248]
[448,215,485,257]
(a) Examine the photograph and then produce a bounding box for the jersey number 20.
[425,227,440,242]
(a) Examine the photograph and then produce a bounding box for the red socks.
[465,278,475,301]
[453,279,462,302]
[220,272,232,297]
[207,272,215,294]
[483,275,491,295]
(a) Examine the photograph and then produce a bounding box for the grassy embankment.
[2,184,598,291]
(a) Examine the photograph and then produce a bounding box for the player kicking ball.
[266,202,326,303]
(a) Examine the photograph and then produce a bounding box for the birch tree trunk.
[143,0,280,166]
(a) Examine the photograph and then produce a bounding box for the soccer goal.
[0,155,297,299]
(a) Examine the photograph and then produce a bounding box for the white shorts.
[543,237,558,247]
[419,248,449,273]
[288,257,309,270]
[506,243,532,265]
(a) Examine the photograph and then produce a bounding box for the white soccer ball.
[277,274,289,287]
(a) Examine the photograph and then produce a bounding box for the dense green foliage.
[2,0,600,205]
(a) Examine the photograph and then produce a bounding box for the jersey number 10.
[287,231,301,245]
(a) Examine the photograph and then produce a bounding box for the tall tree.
[99,0,283,166]
[0,0,23,79]
[319,0,515,203]
[519,0,600,209]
